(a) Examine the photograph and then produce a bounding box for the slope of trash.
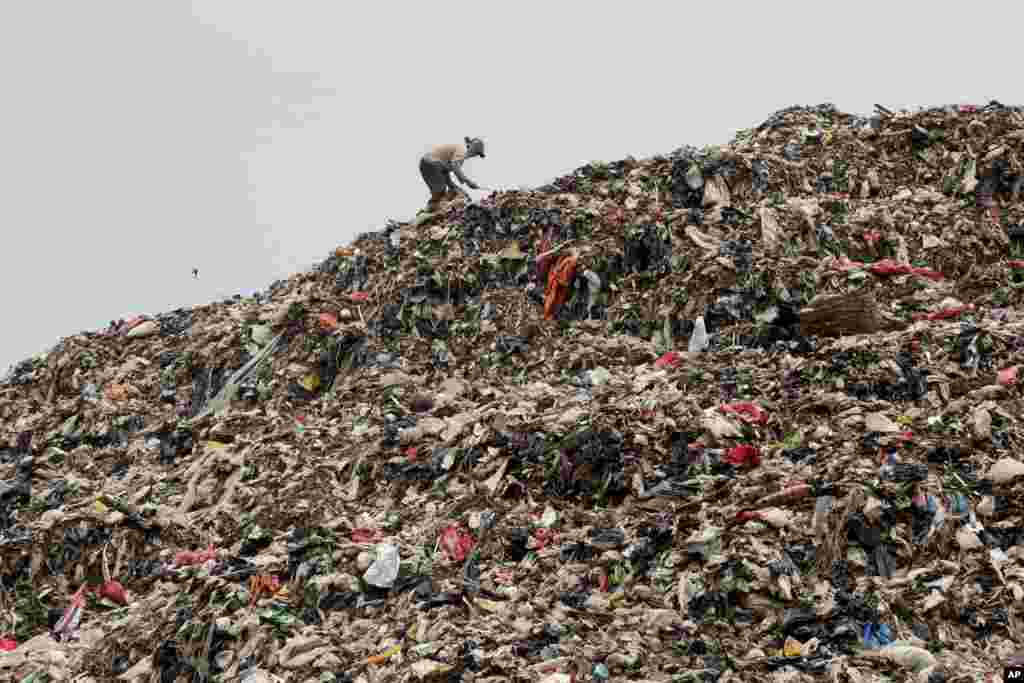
[2,101,1024,682]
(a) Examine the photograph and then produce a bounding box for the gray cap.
[465,136,485,158]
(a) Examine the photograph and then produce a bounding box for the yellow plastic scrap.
[782,637,802,657]
[366,644,401,665]
[94,498,108,513]
[300,373,321,392]
[476,598,505,613]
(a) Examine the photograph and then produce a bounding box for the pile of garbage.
[2,101,1024,682]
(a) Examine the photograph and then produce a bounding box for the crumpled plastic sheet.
[322,253,369,292]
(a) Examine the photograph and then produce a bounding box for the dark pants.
[420,156,456,209]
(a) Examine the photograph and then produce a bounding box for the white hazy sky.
[1,1,1018,371]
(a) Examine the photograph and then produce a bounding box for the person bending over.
[420,137,486,212]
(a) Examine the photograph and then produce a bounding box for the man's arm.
[448,161,479,190]
[444,171,468,197]
[443,170,471,199]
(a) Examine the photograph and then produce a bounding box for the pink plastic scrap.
[174,543,219,567]
[532,527,558,550]
[122,316,147,332]
[440,524,475,562]
[914,305,974,321]
[655,351,683,368]
[869,259,944,280]
[827,256,944,280]
[351,528,383,544]
[52,585,87,642]
[828,256,864,272]
[724,444,762,467]
[720,402,769,425]
[99,579,128,605]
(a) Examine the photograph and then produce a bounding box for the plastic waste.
[782,637,802,657]
[655,351,683,368]
[479,511,496,531]
[174,543,219,567]
[640,478,699,499]
[100,579,128,605]
[589,528,625,548]
[863,622,894,649]
[317,313,339,335]
[52,585,86,642]
[688,316,709,353]
[720,402,768,425]
[365,643,401,665]
[363,544,400,589]
[440,524,475,562]
[588,366,611,385]
[352,528,383,544]
[914,304,974,321]
[723,444,761,467]
[879,453,928,482]
[865,642,937,673]
[461,551,481,594]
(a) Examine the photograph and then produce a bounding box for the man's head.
[464,136,486,158]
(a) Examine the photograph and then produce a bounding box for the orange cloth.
[544,255,578,320]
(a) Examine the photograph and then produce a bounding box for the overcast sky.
[1,1,1018,371]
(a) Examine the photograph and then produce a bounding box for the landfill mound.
[3,102,1024,682]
